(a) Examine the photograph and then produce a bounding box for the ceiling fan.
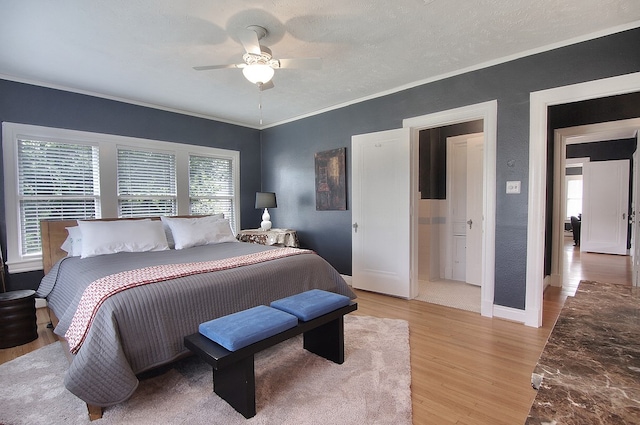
[193,25,322,91]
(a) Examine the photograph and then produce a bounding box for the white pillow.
[60,236,72,255]
[161,214,224,249]
[77,219,169,258]
[160,216,236,249]
[60,226,83,257]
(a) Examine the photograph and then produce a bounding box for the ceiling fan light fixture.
[242,64,274,85]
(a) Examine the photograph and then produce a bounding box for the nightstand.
[0,290,38,348]
[236,228,299,248]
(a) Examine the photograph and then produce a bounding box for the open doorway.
[403,100,497,319]
[352,101,497,317]
[549,119,640,289]
[414,121,483,312]
[526,72,640,327]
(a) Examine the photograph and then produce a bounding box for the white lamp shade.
[242,64,275,84]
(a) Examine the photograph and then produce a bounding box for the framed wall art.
[314,147,346,211]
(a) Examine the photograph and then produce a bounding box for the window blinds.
[8,123,239,269]
[17,139,100,255]
[117,148,177,217]
[189,155,235,228]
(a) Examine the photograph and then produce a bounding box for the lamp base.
[260,221,272,231]
[260,208,272,231]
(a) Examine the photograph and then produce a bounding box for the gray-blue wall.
[261,27,640,310]
[0,80,262,291]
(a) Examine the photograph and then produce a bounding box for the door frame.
[634,137,640,287]
[404,100,497,318]
[551,119,640,286]
[527,71,640,327]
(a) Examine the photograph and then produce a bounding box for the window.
[565,175,583,220]
[2,122,240,272]
[118,148,177,217]
[18,139,100,255]
[189,155,236,228]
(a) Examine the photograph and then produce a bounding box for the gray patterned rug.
[0,315,411,425]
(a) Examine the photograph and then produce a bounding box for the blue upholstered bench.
[198,305,298,351]
[270,289,351,321]
[184,290,357,419]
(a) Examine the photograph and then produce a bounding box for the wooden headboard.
[41,219,80,275]
[40,215,204,274]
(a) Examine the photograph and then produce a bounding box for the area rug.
[415,279,480,313]
[0,315,411,425]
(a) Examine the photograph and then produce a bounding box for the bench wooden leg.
[303,316,344,364]
[213,354,256,419]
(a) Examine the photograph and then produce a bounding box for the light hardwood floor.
[0,238,632,424]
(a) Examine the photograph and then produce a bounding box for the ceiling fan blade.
[238,27,262,55]
[193,64,244,71]
[277,57,322,70]
[258,80,274,91]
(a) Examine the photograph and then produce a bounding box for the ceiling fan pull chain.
[259,89,263,125]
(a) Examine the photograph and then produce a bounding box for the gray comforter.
[37,242,355,407]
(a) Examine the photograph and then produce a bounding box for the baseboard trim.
[481,299,494,318]
[493,304,527,324]
[545,274,561,287]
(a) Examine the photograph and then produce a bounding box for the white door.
[447,134,483,286]
[581,159,629,255]
[450,141,467,281]
[352,128,412,298]
[452,236,466,281]
[466,136,484,286]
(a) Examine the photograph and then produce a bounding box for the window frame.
[565,174,583,221]
[117,146,178,218]
[2,122,240,273]
[16,137,102,257]
[188,153,237,228]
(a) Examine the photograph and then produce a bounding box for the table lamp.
[255,192,277,231]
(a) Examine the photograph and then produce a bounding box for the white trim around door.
[550,119,640,288]
[403,100,497,319]
[527,71,640,328]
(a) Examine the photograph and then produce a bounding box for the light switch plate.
[506,181,521,194]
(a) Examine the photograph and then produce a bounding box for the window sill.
[6,258,43,274]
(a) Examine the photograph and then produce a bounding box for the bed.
[36,216,355,419]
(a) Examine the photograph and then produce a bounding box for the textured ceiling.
[1,0,640,128]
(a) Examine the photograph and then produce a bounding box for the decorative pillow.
[160,215,236,249]
[162,214,224,249]
[60,236,72,255]
[77,219,169,258]
[60,226,83,257]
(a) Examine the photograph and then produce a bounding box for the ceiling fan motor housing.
[243,46,280,68]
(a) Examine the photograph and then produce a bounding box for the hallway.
[560,235,632,296]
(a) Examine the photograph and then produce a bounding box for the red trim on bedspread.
[65,247,313,354]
